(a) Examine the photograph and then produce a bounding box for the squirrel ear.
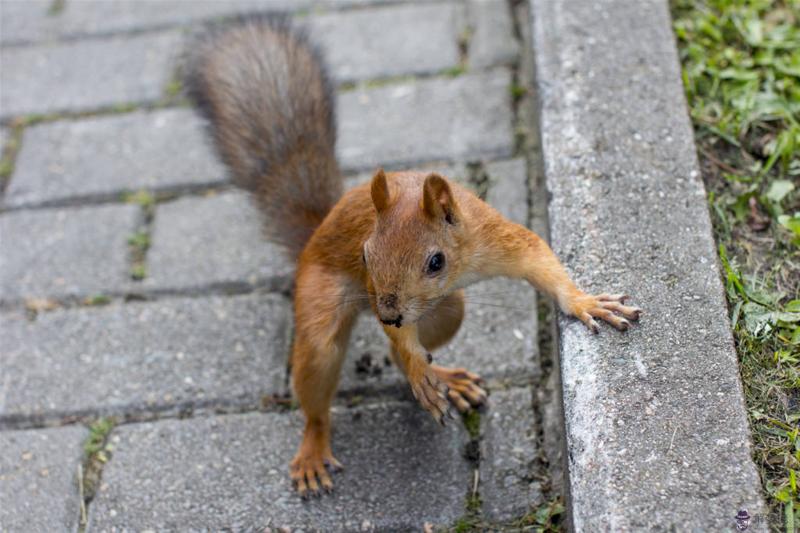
[422,173,458,224]
[370,168,391,213]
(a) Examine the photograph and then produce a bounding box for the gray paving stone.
[0,127,8,154]
[530,0,767,530]
[89,403,470,530]
[0,0,58,46]
[0,204,139,302]
[3,0,396,44]
[5,109,225,208]
[338,71,514,171]
[480,387,542,521]
[468,0,518,69]
[1,4,461,118]
[145,191,293,291]
[5,86,516,208]
[0,293,290,423]
[485,158,528,226]
[309,2,461,83]
[0,425,87,532]
[57,0,298,38]
[0,1,413,46]
[0,30,180,118]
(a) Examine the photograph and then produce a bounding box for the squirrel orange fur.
[184,15,642,497]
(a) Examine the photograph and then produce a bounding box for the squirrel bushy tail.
[183,15,342,260]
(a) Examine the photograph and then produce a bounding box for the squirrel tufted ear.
[422,173,458,224]
[370,168,391,213]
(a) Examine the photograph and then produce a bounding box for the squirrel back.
[183,15,342,260]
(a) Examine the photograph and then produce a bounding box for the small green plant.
[47,0,65,16]
[83,294,111,306]
[452,515,478,533]
[513,497,565,532]
[84,417,115,457]
[122,189,155,209]
[0,126,23,186]
[80,418,116,528]
[127,227,151,281]
[130,263,147,281]
[442,65,467,78]
[364,75,416,90]
[510,83,527,100]
[462,410,481,439]
[127,231,150,249]
[164,78,182,99]
[110,102,138,114]
[0,159,13,180]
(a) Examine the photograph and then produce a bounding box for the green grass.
[672,1,799,531]
[448,496,565,532]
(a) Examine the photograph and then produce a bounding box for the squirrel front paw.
[568,292,642,333]
[409,365,454,425]
[431,365,488,413]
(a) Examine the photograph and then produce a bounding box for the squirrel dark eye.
[427,252,445,274]
[362,248,367,265]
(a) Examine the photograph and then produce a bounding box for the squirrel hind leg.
[290,268,359,497]
[291,331,350,498]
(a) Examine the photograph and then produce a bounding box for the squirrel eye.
[427,252,445,274]
[362,248,367,265]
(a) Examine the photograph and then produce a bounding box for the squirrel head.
[363,169,466,328]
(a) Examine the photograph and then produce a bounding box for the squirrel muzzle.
[377,294,403,328]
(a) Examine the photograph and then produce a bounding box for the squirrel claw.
[411,367,451,425]
[323,458,343,472]
[579,313,600,334]
[290,450,341,499]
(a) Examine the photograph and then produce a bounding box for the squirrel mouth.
[379,315,403,328]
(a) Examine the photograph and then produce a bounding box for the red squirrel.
[184,15,641,497]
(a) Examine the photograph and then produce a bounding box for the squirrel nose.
[377,294,402,327]
[379,294,398,309]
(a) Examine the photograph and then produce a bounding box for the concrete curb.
[528,1,767,531]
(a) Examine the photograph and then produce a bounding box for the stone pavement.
[1,1,553,531]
